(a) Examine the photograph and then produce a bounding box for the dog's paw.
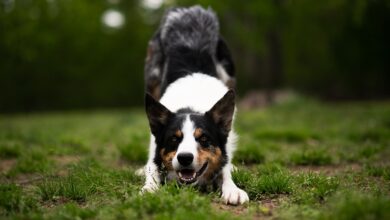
[221,185,249,205]
[135,167,145,176]
[140,183,159,194]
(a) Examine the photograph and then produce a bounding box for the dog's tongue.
[180,169,195,179]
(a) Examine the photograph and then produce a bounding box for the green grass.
[0,144,22,158]
[234,164,292,199]
[319,192,390,220]
[364,164,390,180]
[0,184,37,215]
[0,97,389,219]
[7,148,53,176]
[289,149,332,166]
[293,172,339,204]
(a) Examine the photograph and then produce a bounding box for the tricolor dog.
[141,6,249,205]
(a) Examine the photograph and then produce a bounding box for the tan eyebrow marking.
[194,128,203,138]
[175,130,183,138]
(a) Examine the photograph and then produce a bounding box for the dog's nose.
[177,152,194,166]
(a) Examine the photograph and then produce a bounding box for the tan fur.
[160,148,176,171]
[175,130,183,138]
[194,128,203,138]
[197,146,222,180]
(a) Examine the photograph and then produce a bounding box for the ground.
[1,95,390,219]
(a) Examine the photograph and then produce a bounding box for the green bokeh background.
[1,0,389,112]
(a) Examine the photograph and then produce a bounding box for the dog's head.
[145,90,235,185]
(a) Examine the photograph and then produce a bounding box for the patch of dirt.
[239,90,295,110]
[289,163,362,175]
[16,174,45,185]
[42,197,73,208]
[52,155,81,176]
[0,158,16,174]
[0,173,45,185]
[212,201,249,216]
[0,156,81,185]
[212,195,288,219]
[52,155,80,167]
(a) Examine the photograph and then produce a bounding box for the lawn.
[1,96,390,219]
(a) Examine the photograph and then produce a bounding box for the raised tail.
[144,6,235,99]
[160,5,220,56]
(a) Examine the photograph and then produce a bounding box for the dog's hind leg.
[220,163,249,205]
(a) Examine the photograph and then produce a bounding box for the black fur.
[216,37,235,77]
[152,113,186,171]
[145,91,234,182]
[205,90,235,135]
[162,46,218,94]
[144,6,236,100]
[144,6,236,186]
[145,93,172,136]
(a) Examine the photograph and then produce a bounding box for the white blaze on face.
[172,115,198,170]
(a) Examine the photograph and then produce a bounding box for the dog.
[141,5,249,205]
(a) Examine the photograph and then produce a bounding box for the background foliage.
[1,0,389,112]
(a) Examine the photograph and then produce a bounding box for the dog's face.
[145,91,235,185]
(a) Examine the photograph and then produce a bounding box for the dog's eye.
[198,135,209,146]
[171,136,178,142]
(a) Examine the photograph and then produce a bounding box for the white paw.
[222,185,249,205]
[135,167,145,176]
[141,183,159,194]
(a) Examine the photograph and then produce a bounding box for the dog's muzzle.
[176,162,208,184]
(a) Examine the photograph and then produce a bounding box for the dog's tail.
[160,5,219,56]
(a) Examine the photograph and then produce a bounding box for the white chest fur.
[160,73,229,113]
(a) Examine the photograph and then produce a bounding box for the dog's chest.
[159,73,229,113]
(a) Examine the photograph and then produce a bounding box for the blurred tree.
[0,0,389,112]
[0,0,153,112]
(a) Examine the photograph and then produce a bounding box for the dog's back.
[145,6,235,99]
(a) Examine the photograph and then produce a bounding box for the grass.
[0,184,37,215]
[289,148,332,166]
[233,164,292,199]
[0,96,389,219]
[319,192,390,220]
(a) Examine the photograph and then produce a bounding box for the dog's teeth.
[192,172,196,178]
[178,172,182,178]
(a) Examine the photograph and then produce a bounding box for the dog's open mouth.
[176,162,208,184]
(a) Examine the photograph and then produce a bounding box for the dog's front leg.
[141,161,160,193]
[141,137,161,193]
[221,163,249,205]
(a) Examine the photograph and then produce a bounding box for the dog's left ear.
[205,90,235,135]
[145,93,172,136]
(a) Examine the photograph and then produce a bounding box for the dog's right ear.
[145,93,172,136]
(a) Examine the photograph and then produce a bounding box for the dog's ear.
[145,93,172,136]
[205,90,235,135]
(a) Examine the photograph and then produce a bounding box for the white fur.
[143,73,248,205]
[160,73,228,112]
[216,63,231,84]
[141,136,160,193]
[160,73,238,161]
[151,68,160,77]
[172,116,199,170]
[221,164,249,205]
[141,160,160,193]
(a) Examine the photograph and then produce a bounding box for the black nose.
[177,152,194,166]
